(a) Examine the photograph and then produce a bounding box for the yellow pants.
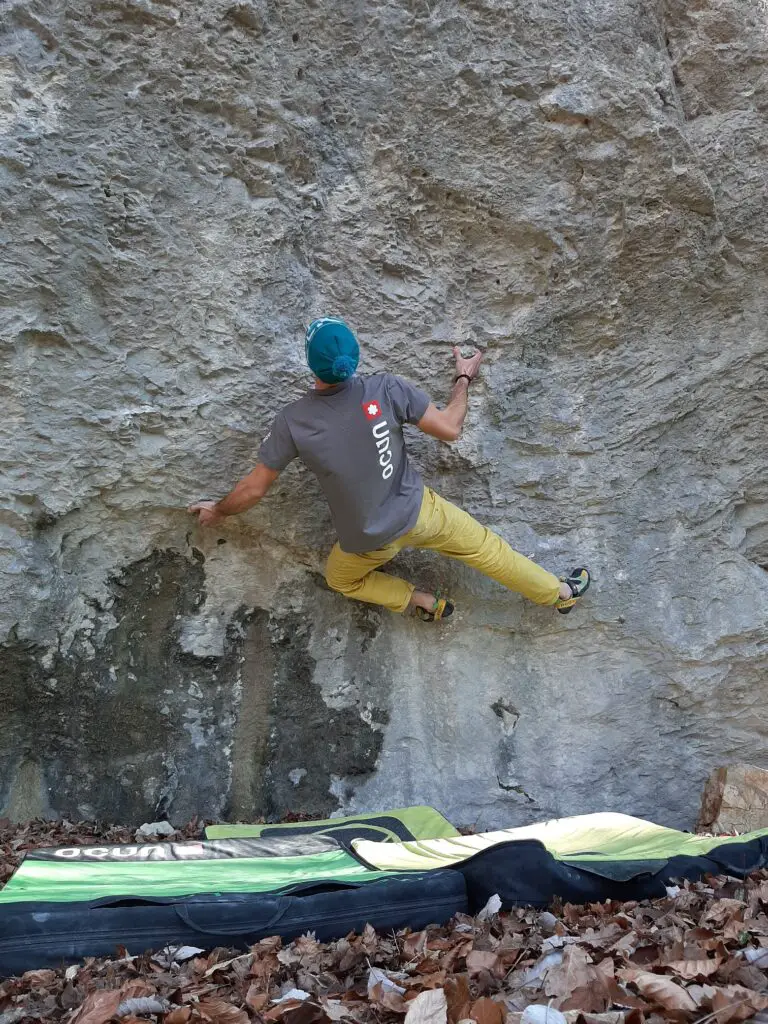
[325,488,562,613]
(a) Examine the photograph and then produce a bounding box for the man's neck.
[313,376,356,391]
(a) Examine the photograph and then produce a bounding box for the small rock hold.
[135,819,176,839]
[224,2,265,32]
[538,911,558,935]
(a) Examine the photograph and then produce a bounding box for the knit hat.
[305,318,360,384]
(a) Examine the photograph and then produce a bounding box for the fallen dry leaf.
[600,977,648,1011]
[282,1002,332,1024]
[405,932,429,958]
[246,984,270,1012]
[465,951,499,977]
[544,946,592,999]
[265,998,309,1021]
[710,986,768,1024]
[20,969,57,988]
[163,1010,192,1024]
[404,988,448,1024]
[320,999,353,1022]
[204,954,251,978]
[663,956,722,979]
[468,996,503,1024]
[369,982,408,1013]
[69,989,122,1024]
[117,978,158,1000]
[558,986,609,1015]
[196,997,250,1023]
[445,973,471,1024]
[701,899,746,927]
[619,969,697,1011]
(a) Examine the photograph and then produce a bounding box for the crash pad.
[205,805,458,846]
[0,870,467,975]
[0,835,387,905]
[352,811,768,908]
[352,811,768,872]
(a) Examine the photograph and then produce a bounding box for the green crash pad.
[205,805,459,845]
[0,835,389,906]
[353,811,768,881]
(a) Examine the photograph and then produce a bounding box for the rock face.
[1,0,767,828]
[698,764,768,834]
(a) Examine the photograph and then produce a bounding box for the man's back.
[260,373,430,553]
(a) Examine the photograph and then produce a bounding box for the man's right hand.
[188,500,224,527]
[453,345,483,381]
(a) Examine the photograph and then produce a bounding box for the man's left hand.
[453,345,483,381]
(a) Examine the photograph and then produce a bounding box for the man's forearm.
[442,377,470,438]
[215,474,267,517]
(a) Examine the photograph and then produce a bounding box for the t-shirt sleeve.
[258,411,298,470]
[385,374,431,425]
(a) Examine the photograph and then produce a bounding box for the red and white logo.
[362,400,382,420]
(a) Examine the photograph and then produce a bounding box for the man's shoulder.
[276,391,315,419]
[367,371,426,394]
[365,371,415,392]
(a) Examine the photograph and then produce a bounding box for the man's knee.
[325,554,355,597]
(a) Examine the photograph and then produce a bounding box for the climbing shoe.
[555,567,591,615]
[415,594,454,622]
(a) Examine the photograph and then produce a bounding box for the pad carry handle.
[174,898,290,936]
[90,895,182,909]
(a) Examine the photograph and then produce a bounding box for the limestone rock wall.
[1,0,766,828]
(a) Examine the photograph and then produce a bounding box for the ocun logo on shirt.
[362,400,394,479]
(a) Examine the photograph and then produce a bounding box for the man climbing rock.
[190,318,590,620]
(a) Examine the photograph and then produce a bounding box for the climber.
[189,318,590,621]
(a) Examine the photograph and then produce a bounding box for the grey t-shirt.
[259,373,431,553]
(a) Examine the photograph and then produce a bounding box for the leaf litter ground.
[1,820,768,1024]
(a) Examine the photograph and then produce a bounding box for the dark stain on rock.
[0,550,237,824]
[228,608,274,822]
[1,551,386,825]
[491,699,520,731]
[349,601,382,653]
[255,613,386,821]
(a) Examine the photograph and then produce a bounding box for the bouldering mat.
[0,870,467,975]
[205,805,458,846]
[0,835,386,905]
[352,811,768,909]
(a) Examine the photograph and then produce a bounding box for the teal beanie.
[305,318,360,384]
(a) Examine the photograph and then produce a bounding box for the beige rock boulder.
[698,765,768,834]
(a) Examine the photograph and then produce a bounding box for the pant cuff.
[395,583,416,614]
